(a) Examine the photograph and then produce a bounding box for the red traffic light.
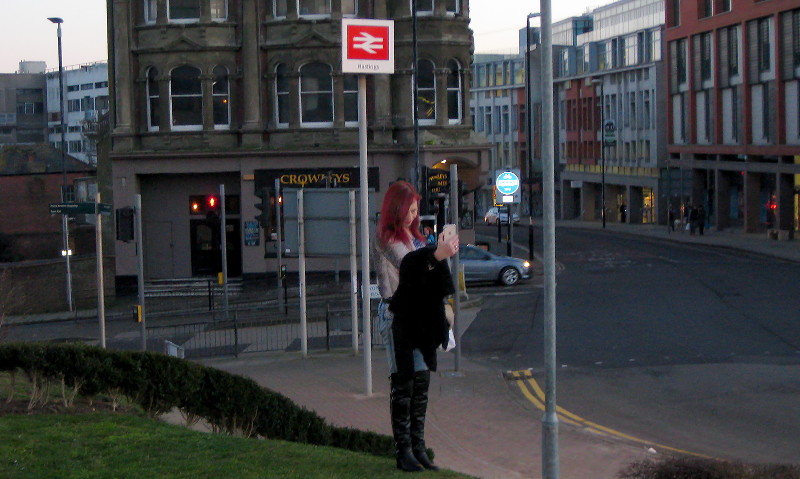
[208,196,218,208]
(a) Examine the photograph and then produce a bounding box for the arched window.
[416,59,435,124]
[212,66,230,128]
[300,62,333,126]
[447,59,462,123]
[275,64,290,127]
[210,0,227,20]
[299,0,331,17]
[168,0,200,21]
[170,65,202,130]
[146,67,160,131]
[343,74,358,125]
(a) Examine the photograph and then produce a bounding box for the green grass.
[0,412,475,479]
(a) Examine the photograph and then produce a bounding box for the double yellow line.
[507,369,708,458]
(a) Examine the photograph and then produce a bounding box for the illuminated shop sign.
[254,167,379,191]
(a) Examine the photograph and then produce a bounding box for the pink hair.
[377,180,424,247]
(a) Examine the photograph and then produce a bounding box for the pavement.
[204,220,799,479]
[7,219,800,478]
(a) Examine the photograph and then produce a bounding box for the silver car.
[458,245,531,286]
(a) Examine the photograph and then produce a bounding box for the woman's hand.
[433,231,459,261]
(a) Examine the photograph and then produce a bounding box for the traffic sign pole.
[95,192,106,348]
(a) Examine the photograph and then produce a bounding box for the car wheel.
[499,267,520,286]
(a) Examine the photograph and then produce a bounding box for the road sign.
[49,202,113,215]
[495,170,521,204]
[342,18,394,74]
[603,119,617,146]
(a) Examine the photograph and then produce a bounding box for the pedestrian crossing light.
[254,187,271,229]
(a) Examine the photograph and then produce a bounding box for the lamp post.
[591,78,606,228]
[48,16,74,312]
[525,12,540,263]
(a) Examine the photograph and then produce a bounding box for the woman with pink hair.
[374,180,459,472]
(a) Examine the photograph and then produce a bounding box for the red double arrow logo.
[346,25,390,60]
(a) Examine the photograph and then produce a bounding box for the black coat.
[389,246,455,378]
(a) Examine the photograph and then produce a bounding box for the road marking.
[507,370,711,458]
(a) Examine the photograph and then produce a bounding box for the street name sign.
[342,18,394,74]
[49,202,113,215]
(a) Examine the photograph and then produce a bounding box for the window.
[68,99,81,112]
[700,32,712,81]
[81,96,94,111]
[792,10,800,68]
[758,18,771,73]
[699,0,712,18]
[96,96,109,110]
[416,59,435,123]
[80,83,93,91]
[501,105,509,133]
[275,64,289,127]
[669,0,680,27]
[94,81,108,88]
[446,59,462,123]
[169,0,200,20]
[676,39,687,84]
[414,0,433,15]
[651,30,662,62]
[484,108,492,134]
[728,26,739,75]
[344,74,358,125]
[210,0,227,20]
[475,107,484,132]
[67,85,80,92]
[145,0,157,23]
[719,0,731,13]
[446,0,459,14]
[212,66,230,128]
[68,140,83,153]
[170,65,202,129]
[274,0,287,17]
[147,67,160,131]
[299,0,330,16]
[342,0,356,16]
[300,62,333,126]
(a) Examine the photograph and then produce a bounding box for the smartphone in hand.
[442,224,457,242]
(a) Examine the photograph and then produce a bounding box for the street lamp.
[48,16,74,311]
[525,12,541,262]
[591,77,606,228]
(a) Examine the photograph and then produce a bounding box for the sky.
[0,0,602,74]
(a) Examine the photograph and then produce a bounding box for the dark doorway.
[190,218,242,277]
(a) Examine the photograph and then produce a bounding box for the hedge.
[0,342,402,459]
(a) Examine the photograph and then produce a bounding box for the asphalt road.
[463,225,800,464]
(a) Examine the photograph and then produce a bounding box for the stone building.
[107,0,491,284]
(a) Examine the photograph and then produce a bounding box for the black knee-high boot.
[410,370,439,471]
[390,373,424,472]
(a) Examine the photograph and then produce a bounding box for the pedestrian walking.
[374,180,459,472]
[619,203,627,223]
[688,205,698,235]
[697,205,706,235]
[668,207,676,232]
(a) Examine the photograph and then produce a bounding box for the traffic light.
[115,207,134,242]
[255,187,271,229]
[189,195,221,215]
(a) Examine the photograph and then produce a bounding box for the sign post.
[342,17,394,397]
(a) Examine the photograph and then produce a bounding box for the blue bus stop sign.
[496,171,520,195]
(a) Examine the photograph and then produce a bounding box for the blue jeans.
[377,300,428,374]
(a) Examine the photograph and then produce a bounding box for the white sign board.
[342,18,395,74]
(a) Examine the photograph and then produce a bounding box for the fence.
[143,299,383,359]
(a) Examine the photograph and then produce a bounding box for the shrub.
[619,457,800,479]
[0,342,396,458]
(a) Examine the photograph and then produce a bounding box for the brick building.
[665,0,800,234]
